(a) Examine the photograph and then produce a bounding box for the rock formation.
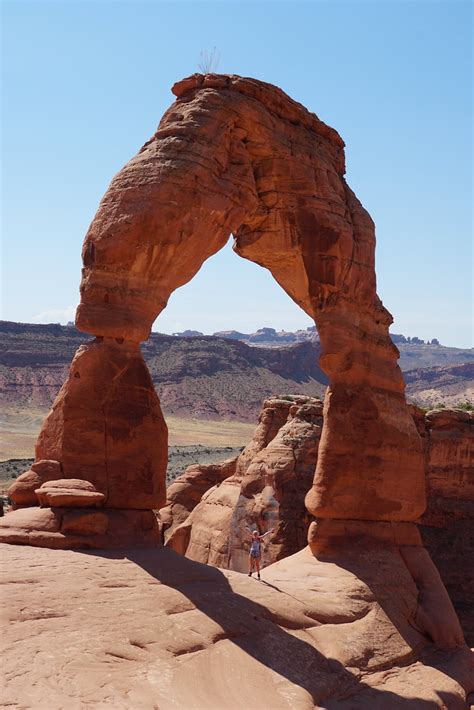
[75,73,425,523]
[1,73,424,548]
[1,74,471,706]
[415,408,474,645]
[164,400,474,645]
[2,340,166,546]
[165,395,322,570]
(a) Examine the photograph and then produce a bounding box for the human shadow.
[80,544,469,709]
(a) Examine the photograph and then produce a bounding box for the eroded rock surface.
[0,338,168,547]
[1,73,425,546]
[8,459,62,507]
[1,544,472,709]
[416,408,474,645]
[35,339,168,510]
[165,396,323,569]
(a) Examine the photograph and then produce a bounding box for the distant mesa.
[169,324,441,348]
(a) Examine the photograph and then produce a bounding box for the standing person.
[247,528,274,579]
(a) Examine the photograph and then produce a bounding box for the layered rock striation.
[76,73,425,523]
[2,72,425,545]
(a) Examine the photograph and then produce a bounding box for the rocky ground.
[1,544,473,709]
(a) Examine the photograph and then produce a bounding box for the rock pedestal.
[0,338,167,547]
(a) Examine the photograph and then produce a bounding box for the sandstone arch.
[5,74,426,546]
[76,73,425,521]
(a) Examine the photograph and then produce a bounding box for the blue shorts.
[250,549,260,558]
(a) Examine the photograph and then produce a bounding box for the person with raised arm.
[246,527,274,580]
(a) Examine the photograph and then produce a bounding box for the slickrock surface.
[416,408,474,645]
[1,543,473,709]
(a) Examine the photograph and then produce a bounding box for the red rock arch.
[36,75,425,531]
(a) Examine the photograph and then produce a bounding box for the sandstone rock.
[164,401,473,650]
[61,510,109,535]
[1,544,472,708]
[35,338,168,510]
[72,73,424,523]
[0,506,61,532]
[7,459,62,507]
[35,479,105,508]
[416,407,474,646]
[161,396,298,544]
[166,396,323,570]
[0,507,160,548]
[235,396,298,476]
[160,457,237,539]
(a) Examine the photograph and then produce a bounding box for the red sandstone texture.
[1,73,424,548]
[35,338,168,510]
[1,544,473,708]
[8,459,62,507]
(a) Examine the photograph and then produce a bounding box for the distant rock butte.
[1,75,471,706]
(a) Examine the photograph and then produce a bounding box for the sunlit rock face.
[76,73,423,526]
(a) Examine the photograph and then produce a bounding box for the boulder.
[35,479,105,508]
[7,459,62,507]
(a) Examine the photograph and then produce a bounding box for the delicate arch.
[58,75,426,521]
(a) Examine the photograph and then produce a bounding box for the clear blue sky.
[2,1,472,347]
